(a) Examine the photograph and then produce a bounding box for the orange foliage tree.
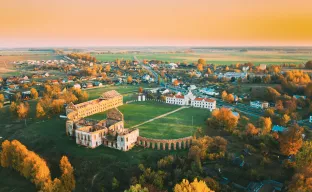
[279,124,303,156]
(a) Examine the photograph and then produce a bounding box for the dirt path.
[131,106,188,128]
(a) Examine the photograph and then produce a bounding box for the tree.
[125,184,149,192]
[105,65,111,72]
[173,80,179,86]
[280,114,291,126]
[264,108,275,118]
[138,87,143,93]
[197,63,204,72]
[174,178,213,192]
[14,92,21,102]
[207,68,212,74]
[221,91,227,101]
[36,103,45,118]
[0,94,4,102]
[17,102,29,126]
[207,108,238,132]
[279,124,303,156]
[30,88,39,99]
[259,117,272,135]
[60,156,75,192]
[296,141,312,174]
[10,102,17,116]
[112,177,120,190]
[226,94,234,103]
[127,76,133,83]
[203,178,220,192]
[246,123,259,136]
[198,58,206,65]
[305,60,312,69]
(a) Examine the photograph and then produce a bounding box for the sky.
[1,0,312,47]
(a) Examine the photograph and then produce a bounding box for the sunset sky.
[1,0,312,47]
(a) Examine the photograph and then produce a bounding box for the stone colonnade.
[137,136,192,150]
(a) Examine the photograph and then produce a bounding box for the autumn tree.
[226,94,234,103]
[17,102,30,126]
[207,68,212,75]
[221,91,227,101]
[258,117,272,135]
[36,103,46,118]
[305,60,312,69]
[288,141,312,192]
[207,108,238,132]
[60,156,75,192]
[279,124,303,156]
[138,87,143,93]
[30,88,39,99]
[280,114,291,126]
[198,58,206,65]
[173,79,179,86]
[125,184,149,192]
[105,65,111,72]
[174,178,213,192]
[197,63,204,72]
[10,101,17,116]
[0,94,4,103]
[127,76,133,83]
[51,99,65,114]
[245,123,259,136]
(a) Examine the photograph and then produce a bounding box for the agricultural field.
[93,50,312,65]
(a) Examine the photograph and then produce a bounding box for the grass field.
[90,101,180,128]
[137,107,210,139]
[93,51,312,65]
[86,84,155,100]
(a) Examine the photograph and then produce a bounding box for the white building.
[250,101,269,109]
[200,88,219,96]
[191,98,216,111]
[73,84,81,89]
[218,72,247,79]
[166,91,196,106]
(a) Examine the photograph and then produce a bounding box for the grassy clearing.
[137,107,210,139]
[90,101,180,128]
[86,84,154,100]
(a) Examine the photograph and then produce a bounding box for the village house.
[250,101,269,109]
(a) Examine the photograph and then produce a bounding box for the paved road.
[133,55,159,83]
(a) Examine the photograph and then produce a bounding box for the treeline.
[36,84,88,118]
[0,140,75,192]
[67,53,96,62]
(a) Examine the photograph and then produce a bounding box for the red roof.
[167,95,184,99]
[194,97,215,102]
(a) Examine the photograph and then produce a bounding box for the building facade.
[166,91,216,111]
[250,101,269,109]
[66,90,123,120]
[191,98,216,111]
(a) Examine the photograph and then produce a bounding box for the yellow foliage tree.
[60,156,76,192]
[127,76,133,83]
[36,103,46,118]
[221,91,227,101]
[30,88,39,99]
[174,178,214,192]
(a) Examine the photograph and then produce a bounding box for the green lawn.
[90,101,180,128]
[86,85,154,100]
[137,107,210,139]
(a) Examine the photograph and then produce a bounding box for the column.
[178,142,182,149]
[151,142,155,149]
[173,142,176,150]
[183,141,187,149]
[168,143,171,150]
[157,142,160,150]
[162,143,166,150]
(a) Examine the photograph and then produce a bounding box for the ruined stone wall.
[137,136,192,150]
